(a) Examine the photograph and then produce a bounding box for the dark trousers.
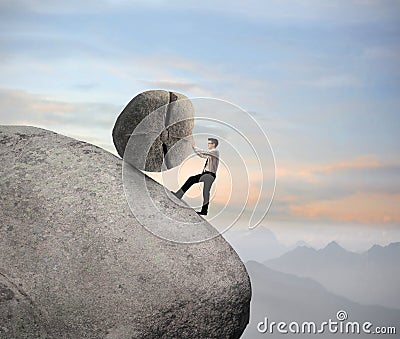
[175,171,216,213]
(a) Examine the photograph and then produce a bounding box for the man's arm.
[192,146,208,158]
[192,146,218,158]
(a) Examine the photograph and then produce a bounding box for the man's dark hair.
[208,138,219,147]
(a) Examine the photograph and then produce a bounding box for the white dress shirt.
[193,147,220,174]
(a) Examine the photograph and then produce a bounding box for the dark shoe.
[196,211,207,216]
[170,191,182,200]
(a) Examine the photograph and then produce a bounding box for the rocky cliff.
[0,125,251,339]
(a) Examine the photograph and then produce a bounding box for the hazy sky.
[1,0,399,248]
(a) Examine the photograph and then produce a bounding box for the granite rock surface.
[0,125,251,339]
[112,90,194,171]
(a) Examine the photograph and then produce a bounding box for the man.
[173,138,219,215]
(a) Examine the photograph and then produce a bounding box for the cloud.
[289,192,400,224]
[0,88,118,128]
[315,155,382,172]
[0,0,164,15]
[270,155,400,224]
[276,155,385,183]
[300,74,363,88]
[138,80,209,96]
[215,1,398,28]
[0,88,120,154]
[362,45,400,77]
[2,0,398,24]
[363,45,400,60]
[277,157,400,200]
[101,53,276,108]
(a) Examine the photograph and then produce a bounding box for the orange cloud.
[314,155,383,173]
[276,155,386,183]
[146,153,397,223]
[289,192,400,224]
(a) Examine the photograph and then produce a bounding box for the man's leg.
[199,173,215,215]
[174,173,202,199]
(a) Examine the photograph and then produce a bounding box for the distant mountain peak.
[368,244,383,252]
[366,242,400,258]
[295,240,308,247]
[327,240,340,247]
[386,242,400,249]
[255,226,277,237]
[321,241,345,253]
[285,244,316,256]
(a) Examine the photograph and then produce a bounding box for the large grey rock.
[112,90,194,172]
[0,125,251,339]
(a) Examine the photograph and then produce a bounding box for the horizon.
[223,224,400,258]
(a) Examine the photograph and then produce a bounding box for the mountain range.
[263,241,400,309]
[242,261,400,338]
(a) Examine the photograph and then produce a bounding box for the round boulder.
[112,90,194,172]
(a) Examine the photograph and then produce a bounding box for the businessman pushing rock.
[173,138,220,215]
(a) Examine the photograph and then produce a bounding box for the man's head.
[207,138,218,149]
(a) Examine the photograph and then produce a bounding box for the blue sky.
[1,0,399,248]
